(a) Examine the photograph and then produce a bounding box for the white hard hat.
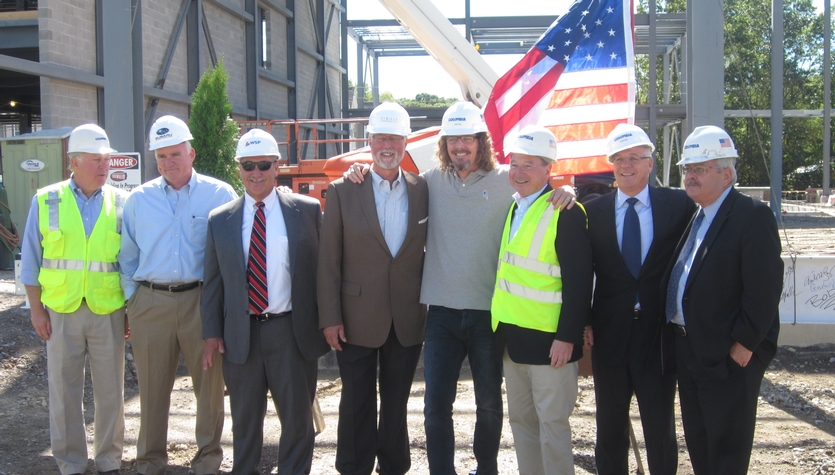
[235,129,281,161]
[506,125,558,162]
[366,102,411,136]
[677,125,738,165]
[606,123,655,161]
[148,115,194,151]
[439,102,488,137]
[67,124,116,154]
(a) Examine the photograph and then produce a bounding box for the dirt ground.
[1,212,834,475]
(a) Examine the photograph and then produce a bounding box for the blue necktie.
[622,197,641,278]
[665,210,705,323]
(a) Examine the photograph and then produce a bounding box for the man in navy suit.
[584,124,695,475]
[662,125,782,475]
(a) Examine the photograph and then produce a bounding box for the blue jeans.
[423,306,503,475]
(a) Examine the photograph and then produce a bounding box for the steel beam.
[685,0,724,133]
[823,0,831,196]
[770,0,783,219]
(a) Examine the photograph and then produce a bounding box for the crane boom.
[376,0,498,106]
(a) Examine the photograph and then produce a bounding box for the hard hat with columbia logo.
[606,123,655,161]
[366,102,411,136]
[439,101,489,136]
[506,125,558,161]
[678,125,738,165]
[67,124,117,154]
[235,129,281,161]
[148,115,194,151]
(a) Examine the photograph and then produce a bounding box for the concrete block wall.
[38,0,98,129]
[34,0,342,158]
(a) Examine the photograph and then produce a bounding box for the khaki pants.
[504,353,579,475]
[46,302,125,475]
[127,285,224,475]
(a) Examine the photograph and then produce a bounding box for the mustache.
[686,179,700,186]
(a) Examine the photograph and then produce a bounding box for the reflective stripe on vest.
[496,278,563,304]
[41,258,120,273]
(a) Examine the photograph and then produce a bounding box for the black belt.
[139,281,201,292]
[633,308,641,320]
[670,323,687,336]
[251,311,291,321]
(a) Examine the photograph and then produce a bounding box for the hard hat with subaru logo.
[677,125,738,165]
[235,129,281,161]
[606,123,655,161]
[67,123,117,154]
[506,125,558,162]
[148,115,194,151]
[439,101,489,136]
[366,102,411,136]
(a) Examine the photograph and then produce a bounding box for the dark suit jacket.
[497,186,594,365]
[660,187,783,379]
[317,172,429,349]
[585,187,696,370]
[201,191,330,364]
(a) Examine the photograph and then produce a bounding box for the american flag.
[483,0,635,175]
[719,138,732,148]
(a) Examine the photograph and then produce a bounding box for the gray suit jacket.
[202,191,330,364]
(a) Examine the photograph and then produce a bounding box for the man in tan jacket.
[318,102,429,475]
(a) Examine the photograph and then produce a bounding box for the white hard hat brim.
[606,142,655,161]
[506,145,556,162]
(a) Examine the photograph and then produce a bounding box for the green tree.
[189,58,242,193]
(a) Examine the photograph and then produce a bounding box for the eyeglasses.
[371,134,406,144]
[680,165,723,176]
[240,160,276,171]
[612,155,652,165]
[445,135,476,145]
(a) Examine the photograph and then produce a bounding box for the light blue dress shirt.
[671,185,733,326]
[370,168,408,257]
[20,178,104,286]
[118,170,238,299]
[509,184,549,240]
[615,186,654,265]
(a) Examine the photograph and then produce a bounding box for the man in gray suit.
[202,129,329,475]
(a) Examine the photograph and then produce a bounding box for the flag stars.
[609,29,616,36]
[610,52,618,59]
[565,39,572,46]
[586,54,594,61]
[564,55,571,62]
[595,19,603,26]
[597,41,605,48]
[581,24,587,31]
[607,7,614,13]
[565,27,572,34]
[584,32,591,38]
[582,9,589,16]
[548,44,555,52]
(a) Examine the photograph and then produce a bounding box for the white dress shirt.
[370,168,409,257]
[242,190,292,314]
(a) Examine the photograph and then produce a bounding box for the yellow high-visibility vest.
[492,191,567,333]
[37,181,125,314]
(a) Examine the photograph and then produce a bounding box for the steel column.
[823,0,831,197]
[770,0,783,219]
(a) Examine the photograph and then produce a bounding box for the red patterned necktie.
[247,201,268,314]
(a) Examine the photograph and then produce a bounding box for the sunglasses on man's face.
[240,160,276,171]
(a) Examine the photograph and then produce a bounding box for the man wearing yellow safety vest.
[21,124,129,475]
[491,125,593,475]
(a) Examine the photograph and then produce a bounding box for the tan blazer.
[317,172,429,348]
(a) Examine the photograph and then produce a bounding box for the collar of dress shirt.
[244,188,278,212]
[512,183,549,212]
[69,175,102,199]
[370,167,404,191]
[699,185,733,223]
[616,184,651,209]
[162,168,197,194]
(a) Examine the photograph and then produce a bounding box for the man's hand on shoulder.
[343,163,370,184]
[202,337,225,370]
[548,185,577,210]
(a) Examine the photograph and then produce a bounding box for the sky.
[346,0,830,101]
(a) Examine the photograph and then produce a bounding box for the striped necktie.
[665,210,705,322]
[247,201,268,314]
